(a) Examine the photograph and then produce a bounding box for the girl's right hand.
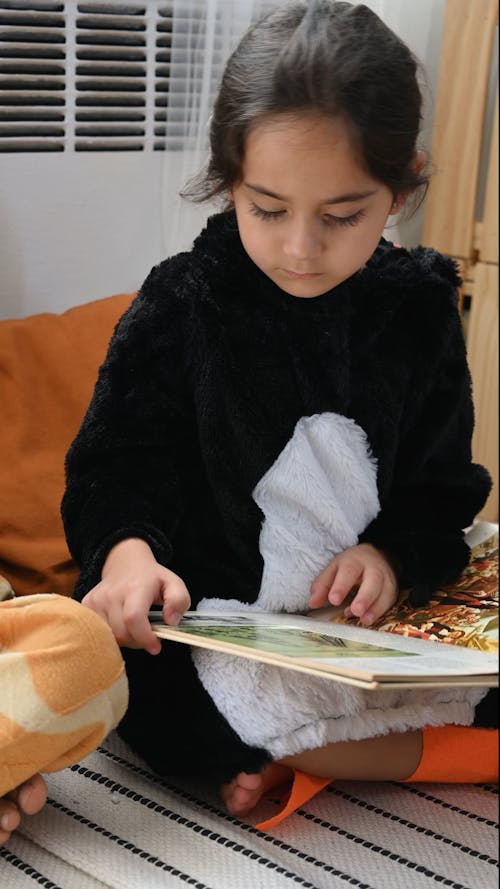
[81,538,190,655]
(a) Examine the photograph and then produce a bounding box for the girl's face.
[231,113,402,298]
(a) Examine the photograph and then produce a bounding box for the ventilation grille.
[0,1,175,151]
[0,1,66,151]
[75,3,150,151]
[0,0,278,153]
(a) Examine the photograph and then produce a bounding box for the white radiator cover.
[0,149,209,318]
[0,0,213,318]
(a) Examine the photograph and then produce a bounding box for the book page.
[151,607,497,688]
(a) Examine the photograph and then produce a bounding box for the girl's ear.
[388,150,427,215]
[412,149,427,176]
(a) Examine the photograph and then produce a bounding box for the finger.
[310,563,338,606]
[0,826,13,844]
[361,585,398,626]
[81,589,100,612]
[348,569,384,617]
[15,775,47,816]
[327,562,363,606]
[104,601,129,647]
[120,601,162,655]
[350,571,396,625]
[0,799,20,839]
[161,578,191,626]
[81,586,110,623]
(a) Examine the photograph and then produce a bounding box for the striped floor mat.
[2,732,498,889]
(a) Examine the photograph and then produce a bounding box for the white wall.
[2,153,177,318]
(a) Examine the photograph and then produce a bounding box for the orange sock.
[404,726,499,783]
[255,726,498,831]
[256,770,331,831]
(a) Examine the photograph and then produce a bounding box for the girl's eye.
[249,202,285,221]
[324,210,366,228]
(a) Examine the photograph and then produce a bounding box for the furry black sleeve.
[62,256,195,598]
[359,275,492,605]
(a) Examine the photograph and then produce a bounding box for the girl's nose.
[283,220,323,260]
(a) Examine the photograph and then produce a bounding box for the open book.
[150,522,499,690]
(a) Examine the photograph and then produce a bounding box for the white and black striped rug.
[2,732,498,889]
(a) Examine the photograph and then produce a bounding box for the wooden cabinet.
[422,0,498,520]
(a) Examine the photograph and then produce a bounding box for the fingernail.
[169,611,181,626]
[1,813,12,830]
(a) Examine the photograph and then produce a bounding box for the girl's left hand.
[309,543,398,626]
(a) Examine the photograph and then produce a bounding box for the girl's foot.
[221,762,291,817]
[0,774,48,845]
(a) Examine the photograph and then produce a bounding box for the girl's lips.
[282,269,322,279]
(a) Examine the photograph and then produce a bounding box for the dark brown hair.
[183,0,429,206]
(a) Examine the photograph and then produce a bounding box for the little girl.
[62,0,497,827]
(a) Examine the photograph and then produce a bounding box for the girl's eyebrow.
[244,182,377,204]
